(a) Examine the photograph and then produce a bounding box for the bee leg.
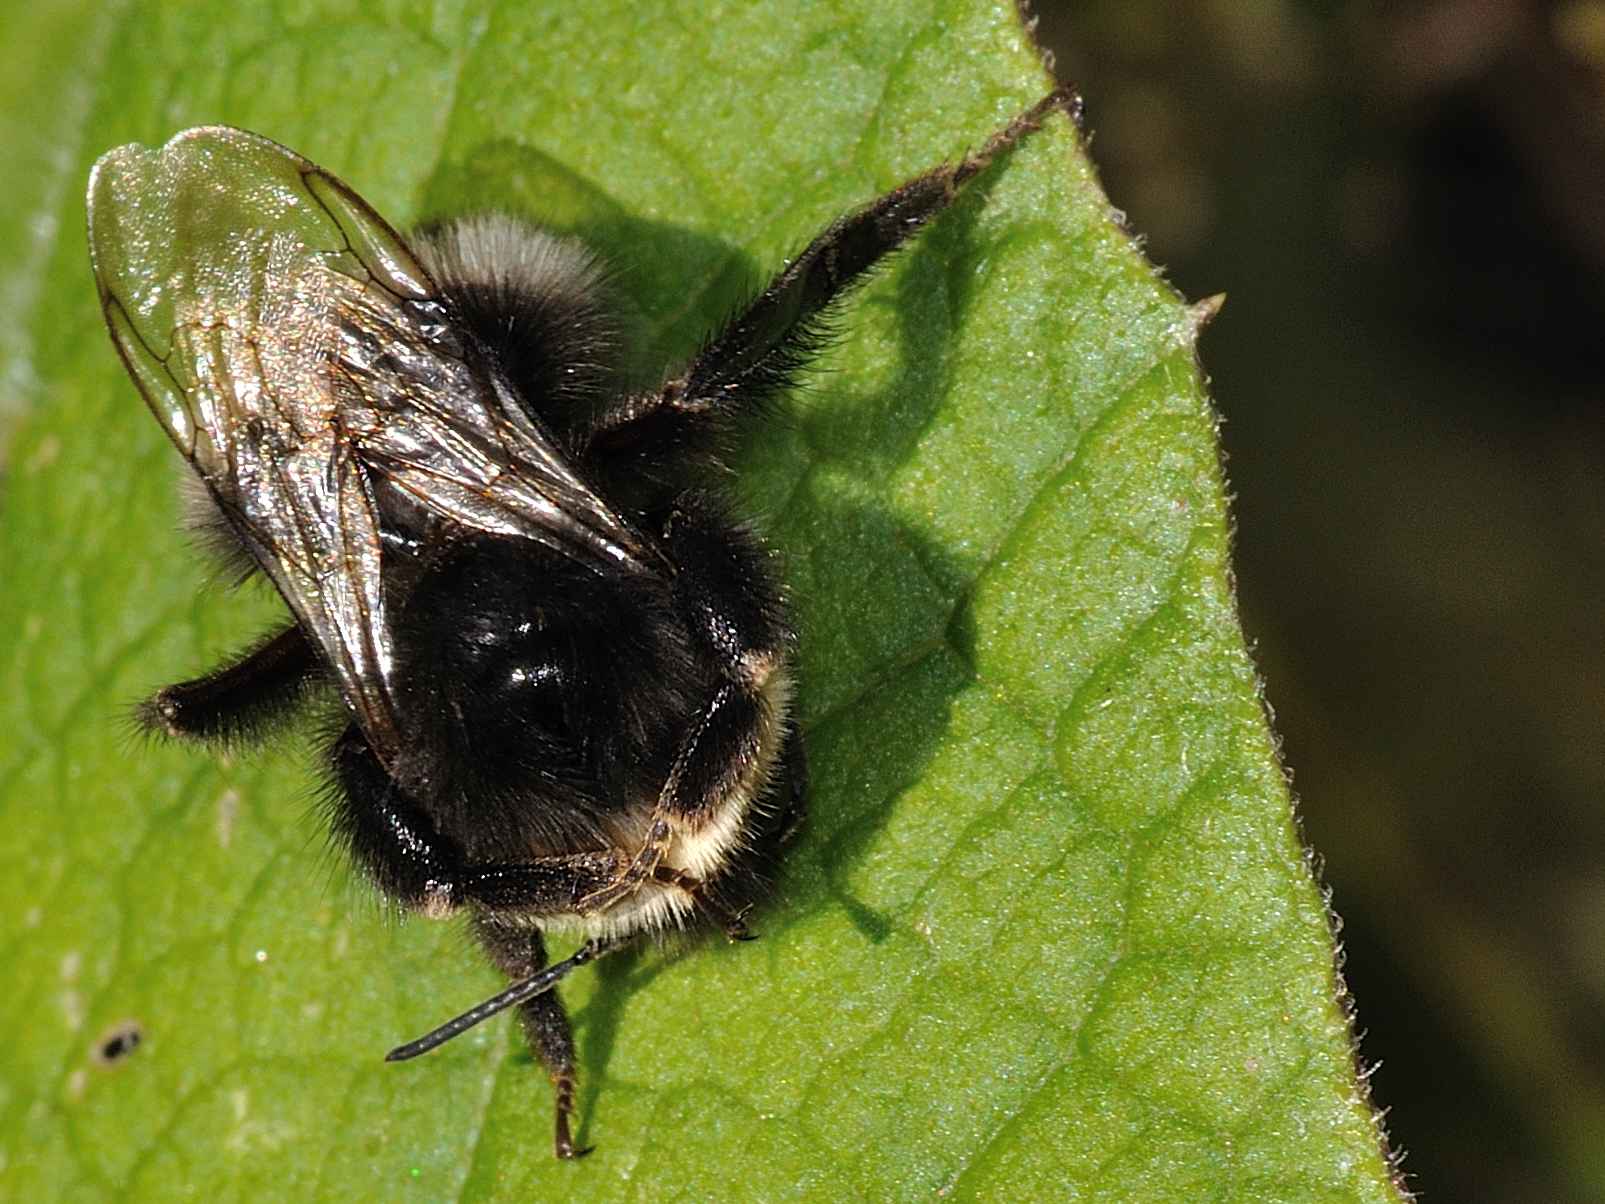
[334,726,632,1155]
[137,623,320,745]
[575,817,673,912]
[471,919,590,1159]
[587,86,1082,449]
[577,678,772,914]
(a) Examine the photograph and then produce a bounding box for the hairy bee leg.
[138,623,320,744]
[454,855,628,910]
[472,920,590,1159]
[589,85,1082,446]
[637,724,809,939]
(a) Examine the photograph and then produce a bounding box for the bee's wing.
[88,126,651,765]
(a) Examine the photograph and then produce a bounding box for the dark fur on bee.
[91,85,1080,1159]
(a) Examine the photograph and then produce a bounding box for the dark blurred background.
[1034,2,1605,1200]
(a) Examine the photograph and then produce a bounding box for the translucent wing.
[87,126,651,766]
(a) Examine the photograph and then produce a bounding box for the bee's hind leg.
[136,623,320,745]
[471,919,591,1160]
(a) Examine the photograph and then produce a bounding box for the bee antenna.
[385,935,624,1062]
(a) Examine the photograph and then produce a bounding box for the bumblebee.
[87,86,1079,1158]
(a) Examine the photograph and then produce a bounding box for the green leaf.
[0,2,1404,1200]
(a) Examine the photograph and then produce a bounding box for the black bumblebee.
[86,86,1079,1158]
